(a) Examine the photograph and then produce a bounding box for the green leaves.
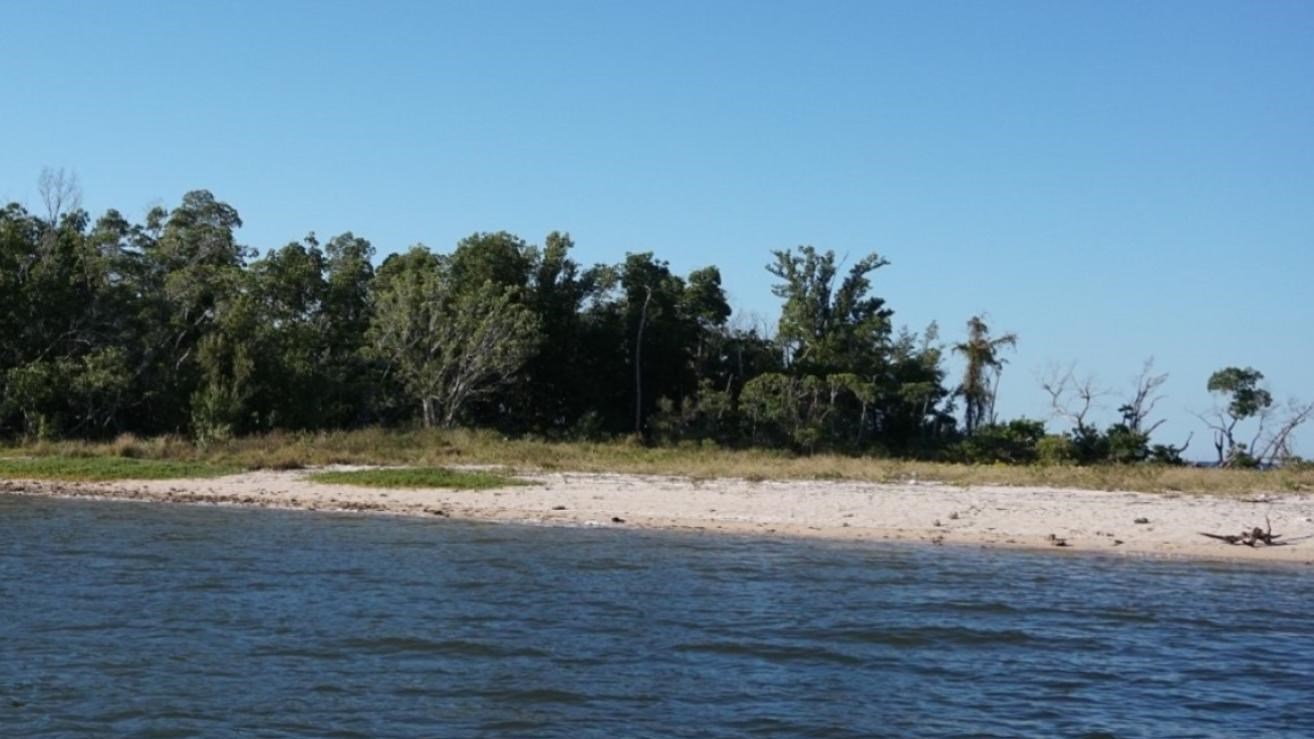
[767,246,892,374]
[739,372,881,452]
[1207,367,1272,420]
[953,316,1017,435]
[0,183,1021,459]
[369,247,540,428]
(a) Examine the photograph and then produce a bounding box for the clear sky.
[3,0,1311,458]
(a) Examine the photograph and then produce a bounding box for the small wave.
[726,716,869,738]
[478,719,553,732]
[248,646,349,661]
[482,688,591,705]
[673,641,864,666]
[335,636,548,659]
[823,625,1040,648]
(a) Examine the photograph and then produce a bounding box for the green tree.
[605,253,731,438]
[369,247,540,427]
[320,232,379,426]
[449,231,533,291]
[516,232,609,432]
[767,246,892,374]
[738,372,876,452]
[953,316,1016,435]
[1201,367,1312,467]
[133,191,252,433]
[0,197,141,438]
[765,247,955,453]
[244,236,331,431]
[1202,366,1271,466]
[189,289,260,442]
[880,324,954,454]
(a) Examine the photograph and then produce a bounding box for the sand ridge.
[4,468,1313,564]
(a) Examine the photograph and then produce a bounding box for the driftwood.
[1200,517,1284,547]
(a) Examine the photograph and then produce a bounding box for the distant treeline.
[2,186,1307,466]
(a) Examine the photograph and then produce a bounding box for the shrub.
[953,419,1046,464]
[1036,434,1076,465]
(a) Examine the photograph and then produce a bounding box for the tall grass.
[3,428,1311,495]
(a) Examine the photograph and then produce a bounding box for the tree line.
[2,183,1308,466]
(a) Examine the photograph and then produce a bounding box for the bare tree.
[1196,407,1242,465]
[1251,399,1314,466]
[1121,357,1169,435]
[1039,363,1107,432]
[38,167,81,225]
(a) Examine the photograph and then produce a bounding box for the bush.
[1148,443,1187,465]
[1226,445,1260,469]
[1036,434,1076,465]
[1104,424,1150,464]
[1058,423,1151,466]
[953,419,1046,464]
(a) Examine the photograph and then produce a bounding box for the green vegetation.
[1200,366,1313,467]
[5,428,1311,495]
[1,178,1309,472]
[953,316,1017,436]
[0,456,238,482]
[308,466,527,490]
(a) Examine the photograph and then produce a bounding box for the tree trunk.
[633,286,653,436]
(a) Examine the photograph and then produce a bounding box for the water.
[2,495,1312,738]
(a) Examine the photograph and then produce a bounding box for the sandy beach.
[5,469,1312,564]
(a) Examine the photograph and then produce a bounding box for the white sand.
[5,469,1313,563]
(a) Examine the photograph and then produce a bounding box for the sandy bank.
[4,469,1313,563]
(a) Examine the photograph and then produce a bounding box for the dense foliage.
[3,189,1306,466]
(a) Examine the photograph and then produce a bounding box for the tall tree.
[767,246,892,374]
[880,323,953,452]
[515,232,607,432]
[0,197,140,438]
[1199,366,1311,467]
[369,246,540,428]
[320,232,379,426]
[1202,366,1271,465]
[953,316,1016,435]
[137,191,252,433]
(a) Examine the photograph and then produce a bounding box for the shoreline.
[4,469,1313,565]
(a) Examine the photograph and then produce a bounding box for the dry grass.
[3,428,1311,495]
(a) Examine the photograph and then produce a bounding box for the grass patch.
[4,428,1312,495]
[0,456,240,482]
[308,467,527,490]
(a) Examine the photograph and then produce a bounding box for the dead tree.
[38,166,81,226]
[1197,394,1312,468]
[1252,400,1314,467]
[1121,358,1169,435]
[1040,363,1107,434]
[1153,431,1193,462]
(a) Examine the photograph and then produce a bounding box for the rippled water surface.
[3,495,1313,738]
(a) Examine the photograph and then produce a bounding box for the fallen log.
[1200,516,1284,547]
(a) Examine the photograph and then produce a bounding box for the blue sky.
[3,0,1311,458]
